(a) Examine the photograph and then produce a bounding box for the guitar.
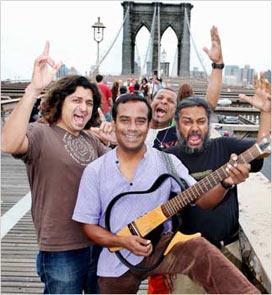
[108,135,271,252]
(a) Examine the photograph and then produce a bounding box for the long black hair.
[41,75,101,128]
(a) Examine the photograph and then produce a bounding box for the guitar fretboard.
[161,143,261,217]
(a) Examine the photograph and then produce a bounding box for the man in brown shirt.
[1,42,108,294]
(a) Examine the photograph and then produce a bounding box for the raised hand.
[89,108,117,146]
[30,41,61,93]
[239,72,271,113]
[203,26,223,64]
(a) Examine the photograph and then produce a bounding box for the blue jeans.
[36,246,101,294]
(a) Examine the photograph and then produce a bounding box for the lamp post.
[92,17,106,73]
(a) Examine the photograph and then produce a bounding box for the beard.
[177,130,210,155]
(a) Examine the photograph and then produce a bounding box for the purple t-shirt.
[73,145,196,277]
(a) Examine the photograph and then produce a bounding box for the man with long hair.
[1,42,109,294]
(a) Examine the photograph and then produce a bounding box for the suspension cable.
[171,47,178,77]
[184,7,208,79]
[91,5,130,75]
[157,3,161,77]
[135,43,141,74]
[141,5,157,77]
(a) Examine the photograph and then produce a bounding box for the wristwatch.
[212,63,225,69]
[220,180,233,190]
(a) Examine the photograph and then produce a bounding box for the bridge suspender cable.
[141,5,157,77]
[171,48,178,77]
[184,7,208,79]
[157,3,161,77]
[91,6,130,75]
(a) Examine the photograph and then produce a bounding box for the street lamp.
[92,17,106,73]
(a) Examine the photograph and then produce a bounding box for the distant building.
[224,64,255,86]
[239,64,254,86]
[68,67,78,75]
[225,65,240,76]
[56,64,69,78]
[224,65,240,85]
[264,70,271,83]
[57,64,79,78]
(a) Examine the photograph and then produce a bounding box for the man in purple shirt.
[73,93,258,294]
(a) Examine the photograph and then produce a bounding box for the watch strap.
[212,63,225,69]
[220,180,233,189]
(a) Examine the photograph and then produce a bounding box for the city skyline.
[1,1,271,80]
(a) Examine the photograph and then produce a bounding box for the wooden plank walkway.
[1,153,147,294]
[1,212,43,294]
[1,153,43,294]
[1,153,29,214]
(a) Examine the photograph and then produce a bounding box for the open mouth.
[155,107,167,117]
[73,114,85,126]
[188,134,202,146]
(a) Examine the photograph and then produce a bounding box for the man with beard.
[168,86,270,247]
[163,77,270,293]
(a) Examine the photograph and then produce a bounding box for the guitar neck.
[161,143,262,218]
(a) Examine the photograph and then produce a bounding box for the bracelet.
[220,180,233,190]
[212,63,225,69]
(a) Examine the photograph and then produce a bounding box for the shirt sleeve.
[12,122,44,164]
[72,164,101,225]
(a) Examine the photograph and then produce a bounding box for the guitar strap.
[160,152,189,192]
[161,152,189,230]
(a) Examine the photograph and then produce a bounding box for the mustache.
[176,129,210,155]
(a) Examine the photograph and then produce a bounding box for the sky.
[1,0,271,81]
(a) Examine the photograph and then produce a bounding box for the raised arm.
[203,26,224,110]
[1,42,60,154]
[239,73,271,142]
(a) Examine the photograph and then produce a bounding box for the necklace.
[155,127,170,149]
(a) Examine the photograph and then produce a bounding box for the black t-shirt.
[153,126,178,150]
[166,137,263,246]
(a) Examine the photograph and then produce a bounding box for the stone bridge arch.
[121,1,193,77]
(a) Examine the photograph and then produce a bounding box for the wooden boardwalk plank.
[1,154,147,294]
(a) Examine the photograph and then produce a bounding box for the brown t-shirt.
[15,123,107,251]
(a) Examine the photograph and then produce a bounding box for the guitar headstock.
[257,134,271,155]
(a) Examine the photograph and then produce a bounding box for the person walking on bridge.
[1,42,110,294]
